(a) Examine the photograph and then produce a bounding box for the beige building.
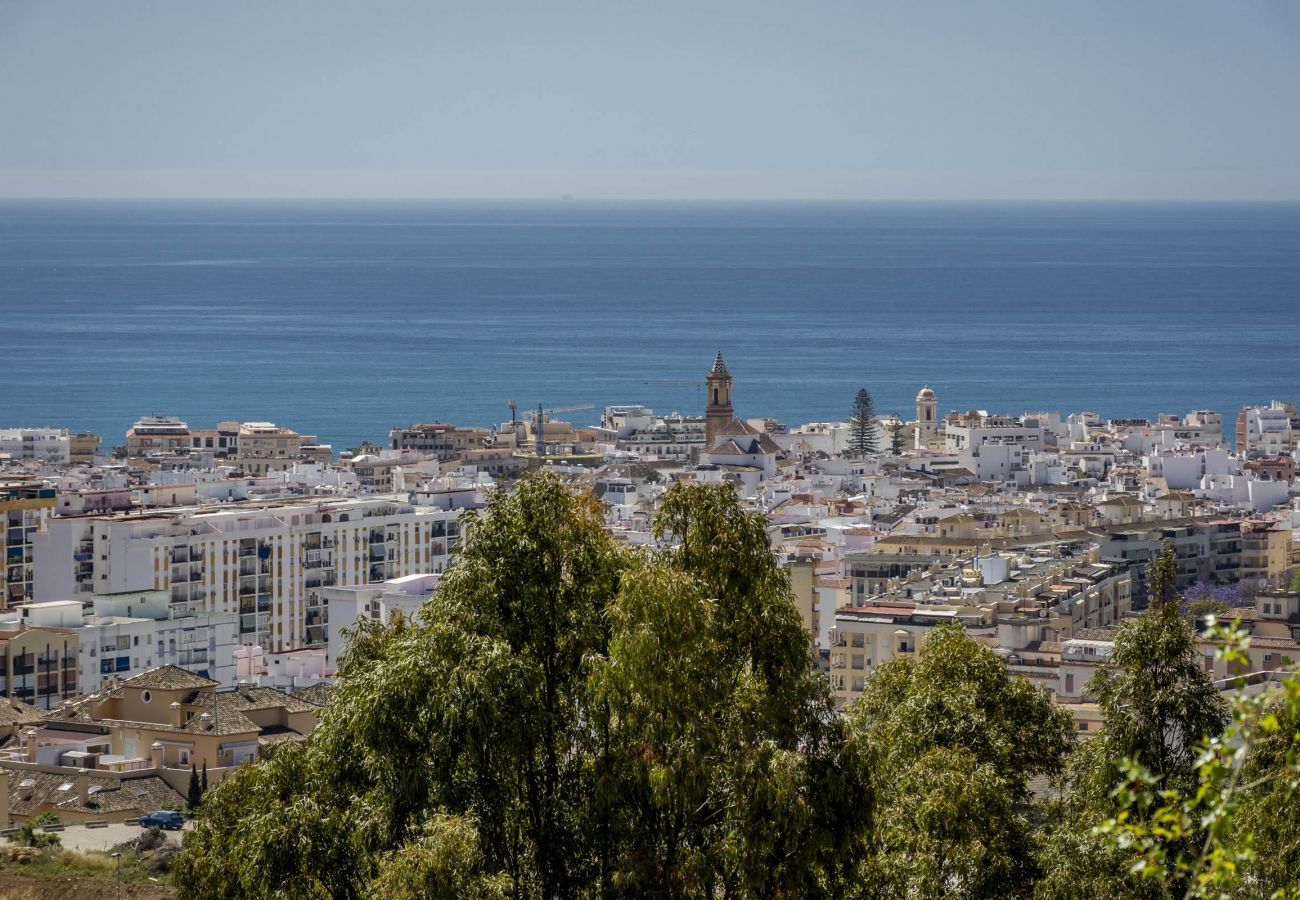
[831,547,1131,709]
[0,763,183,825]
[828,604,997,707]
[40,666,323,772]
[68,432,101,465]
[0,665,329,824]
[125,415,191,457]
[235,422,304,474]
[390,423,489,460]
[0,624,79,709]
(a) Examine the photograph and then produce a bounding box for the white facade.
[944,415,1047,454]
[322,572,440,667]
[0,429,71,463]
[6,594,238,690]
[32,495,468,652]
[1199,473,1291,513]
[1241,406,1295,457]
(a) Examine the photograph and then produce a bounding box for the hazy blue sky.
[1,0,1298,199]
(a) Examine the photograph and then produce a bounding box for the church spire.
[705,351,734,447]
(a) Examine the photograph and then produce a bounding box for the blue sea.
[2,200,1299,451]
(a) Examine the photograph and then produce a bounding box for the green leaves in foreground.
[175,496,1300,899]
[175,475,853,899]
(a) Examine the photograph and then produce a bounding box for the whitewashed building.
[31,496,468,652]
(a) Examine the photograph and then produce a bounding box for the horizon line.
[3,195,1299,204]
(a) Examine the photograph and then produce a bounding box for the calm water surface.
[2,200,1298,449]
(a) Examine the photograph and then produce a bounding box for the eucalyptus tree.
[1035,543,1231,900]
[178,472,626,899]
[845,624,1074,899]
[592,481,868,898]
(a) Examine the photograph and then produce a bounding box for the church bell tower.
[705,351,734,446]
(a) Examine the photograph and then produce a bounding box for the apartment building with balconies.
[0,428,72,464]
[34,496,465,651]
[390,422,490,460]
[0,624,79,710]
[1,482,56,609]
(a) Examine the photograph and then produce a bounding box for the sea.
[2,200,1299,452]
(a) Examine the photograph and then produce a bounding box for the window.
[1065,673,1075,693]
[141,690,152,703]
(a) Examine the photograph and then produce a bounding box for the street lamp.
[111,851,121,900]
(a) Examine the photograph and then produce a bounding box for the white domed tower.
[915,385,938,449]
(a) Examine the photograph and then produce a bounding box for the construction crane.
[527,403,594,457]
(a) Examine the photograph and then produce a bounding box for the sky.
[1,0,1298,200]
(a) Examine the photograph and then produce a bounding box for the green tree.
[176,474,872,899]
[592,482,866,897]
[846,624,1073,898]
[1036,543,1231,899]
[1234,673,1300,897]
[178,472,626,898]
[1079,621,1300,899]
[368,814,512,899]
[1184,595,1229,625]
[849,389,880,457]
[1087,544,1228,796]
[187,762,203,810]
[888,416,906,456]
[201,760,208,794]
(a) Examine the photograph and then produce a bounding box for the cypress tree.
[187,762,203,809]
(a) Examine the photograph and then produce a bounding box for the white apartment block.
[322,572,440,668]
[32,495,465,651]
[944,413,1047,454]
[8,594,238,691]
[1239,405,1295,458]
[0,428,71,463]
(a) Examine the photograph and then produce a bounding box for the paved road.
[54,821,188,854]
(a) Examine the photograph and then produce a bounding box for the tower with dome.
[915,385,938,449]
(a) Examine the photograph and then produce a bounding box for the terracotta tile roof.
[0,697,43,729]
[45,684,318,739]
[123,665,219,691]
[291,683,336,707]
[1,765,184,819]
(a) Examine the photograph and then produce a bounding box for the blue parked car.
[139,810,185,830]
